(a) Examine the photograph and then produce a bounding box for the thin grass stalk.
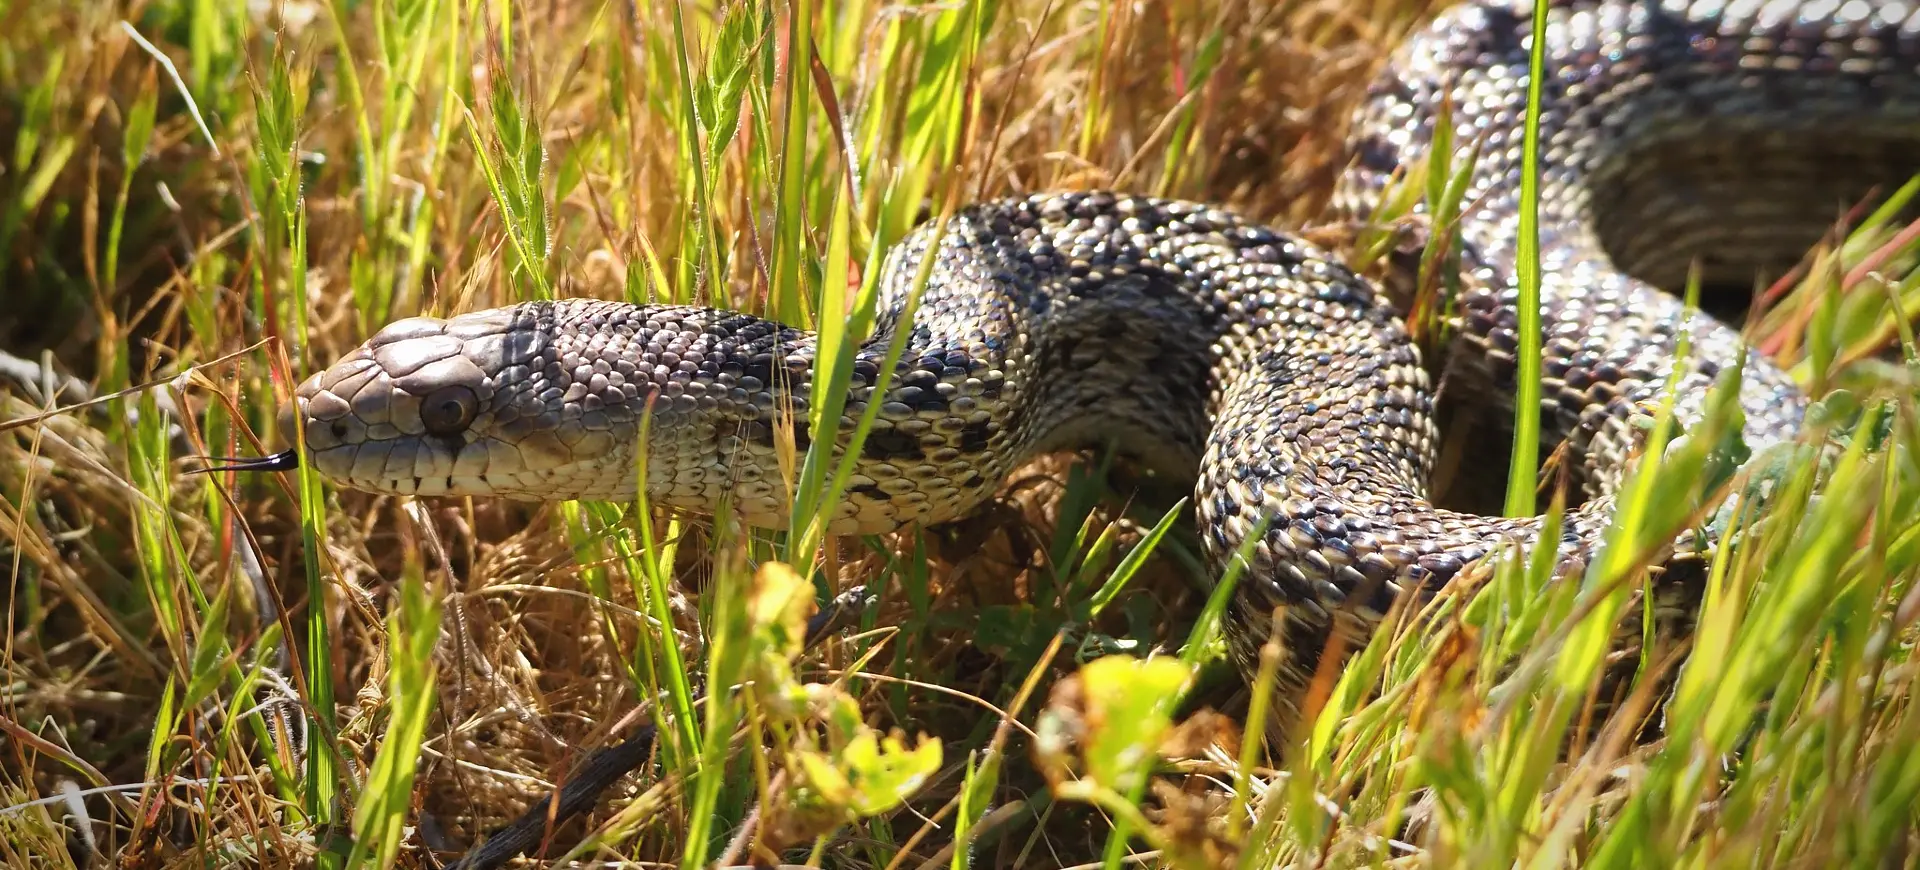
[1502,0,1549,518]
[771,0,818,327]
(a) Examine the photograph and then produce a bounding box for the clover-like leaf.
[1048,655,1194,795]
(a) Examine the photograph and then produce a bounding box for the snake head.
[283,311,530,497]
[280,299,797,509]
[280,303,665,501]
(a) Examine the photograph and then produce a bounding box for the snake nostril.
[331,420,350,439]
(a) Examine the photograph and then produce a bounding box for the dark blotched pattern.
[290,0,1920,727]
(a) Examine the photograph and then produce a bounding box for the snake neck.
[707,193,1426,536]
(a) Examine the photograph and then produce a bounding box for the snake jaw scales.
[285,0,1917,732]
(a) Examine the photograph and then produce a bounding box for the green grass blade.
[345,570,441,869]
[1503,0,1550,518]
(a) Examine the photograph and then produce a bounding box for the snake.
[279,0,1920,731]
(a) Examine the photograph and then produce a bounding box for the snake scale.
[284,0,1920,731]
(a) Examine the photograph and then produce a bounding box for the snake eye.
[420,385,479,437]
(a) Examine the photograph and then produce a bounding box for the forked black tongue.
[190,448,302,475]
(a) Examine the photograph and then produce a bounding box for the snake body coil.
[288,0,1920,719]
